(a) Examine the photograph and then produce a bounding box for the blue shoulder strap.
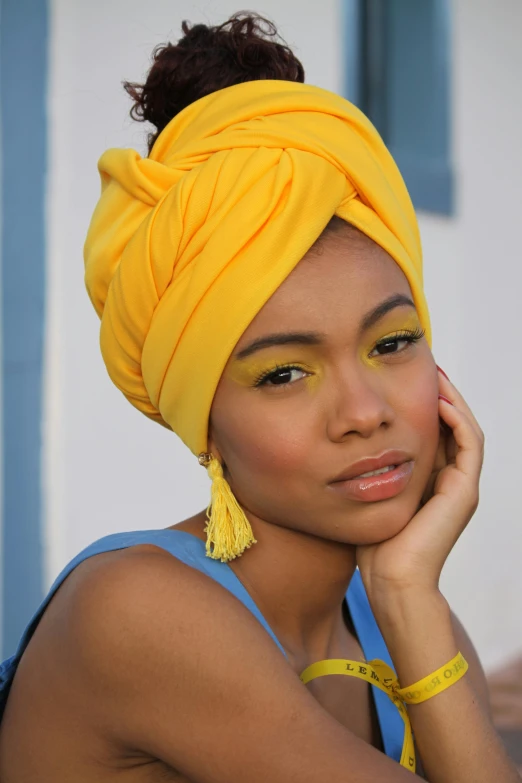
[346,569,404,763]
[1,527,402,764]
[136,530,287,656]
[0,529,285,719]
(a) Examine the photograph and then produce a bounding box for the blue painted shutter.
[345,0,453,215]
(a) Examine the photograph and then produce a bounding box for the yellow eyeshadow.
[363,312,423,360]
[366,311,422,342]
[226,354,320,387]
[227,312,423,385]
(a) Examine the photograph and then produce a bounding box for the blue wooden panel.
[384,0,453,214]
[0,0,48,657]
[342,0,364,106]
[344,0,453,215]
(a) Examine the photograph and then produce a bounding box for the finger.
[437,370,477,421]
[436,368,477,423]
[438,396,484,479]
[437,369,483,441]
[437,391,477,462]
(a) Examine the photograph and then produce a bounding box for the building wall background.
[4,0,518,668]
[1,0,48,657]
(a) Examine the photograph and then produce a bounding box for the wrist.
[371,588,458,687]
[371,586,452,650]
[370,583,449,631]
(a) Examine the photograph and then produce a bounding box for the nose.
[326,366,395,442]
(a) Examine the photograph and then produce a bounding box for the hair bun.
[177,22,216,49]
[124,12,305,152]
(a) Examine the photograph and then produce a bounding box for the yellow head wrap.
[84,79,430,458]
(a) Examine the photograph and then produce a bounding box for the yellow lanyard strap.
[300,652,468,774]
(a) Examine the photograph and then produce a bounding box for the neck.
[227,513,358,666]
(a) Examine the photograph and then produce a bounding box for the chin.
[337,499,420,546]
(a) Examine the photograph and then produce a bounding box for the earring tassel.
[203,457,257,562]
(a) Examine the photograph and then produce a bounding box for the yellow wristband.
[300,657,416,771]
[396,651,468,705]
[300,651,469,773]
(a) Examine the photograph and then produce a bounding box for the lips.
[328,461,414,503]
[328,450,414,503]
[330,450,412,484]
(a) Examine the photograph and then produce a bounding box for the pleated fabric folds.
[84,79,430,455]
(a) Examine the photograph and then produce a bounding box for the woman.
[0,13,518,783]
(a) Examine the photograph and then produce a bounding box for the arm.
[57,547,426,783]
[450,610,492,718]
[414,611,492,781]
[377,591,514,783]
[357,370,518,783]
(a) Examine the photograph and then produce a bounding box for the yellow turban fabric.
[84,79,430,457]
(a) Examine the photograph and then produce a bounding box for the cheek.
[396,366,440,458]
[211,394,315,482]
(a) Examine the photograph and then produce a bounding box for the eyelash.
[252,327,426,388]
[371,327,426,356]
[253,363,308,388]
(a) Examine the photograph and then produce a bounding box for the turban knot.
[84,80,429,456]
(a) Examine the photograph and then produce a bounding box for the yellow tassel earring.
[198,452,257,562]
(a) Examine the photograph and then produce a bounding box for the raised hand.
[356,367,484,607]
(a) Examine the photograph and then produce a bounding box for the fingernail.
[437,365,450,381]
[438,394,454,406]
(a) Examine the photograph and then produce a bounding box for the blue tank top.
[0,528,404,762]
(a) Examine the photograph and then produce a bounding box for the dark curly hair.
[124,12,305,153]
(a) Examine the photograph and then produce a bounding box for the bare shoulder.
[32,545,419,783]
[47,542,274,685]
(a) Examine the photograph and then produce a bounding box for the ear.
[206,421,224,467]
[206,424,233,484]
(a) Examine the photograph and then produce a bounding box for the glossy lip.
[328,459,414,503]
[329,450,412,484]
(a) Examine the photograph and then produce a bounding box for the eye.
[370,328,425,357]
[254,364,309,387]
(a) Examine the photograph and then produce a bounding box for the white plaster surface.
[45,0,522,669]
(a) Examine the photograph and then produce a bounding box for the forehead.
[236,230,414,346]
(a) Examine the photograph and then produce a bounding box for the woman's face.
[208,226,440,545]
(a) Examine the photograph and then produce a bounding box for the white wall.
[421,0,522,670]
[45,0,343,575]
[46,0,522,670]
[0,0,4,656]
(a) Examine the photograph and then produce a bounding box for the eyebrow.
[233,293,416,360]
